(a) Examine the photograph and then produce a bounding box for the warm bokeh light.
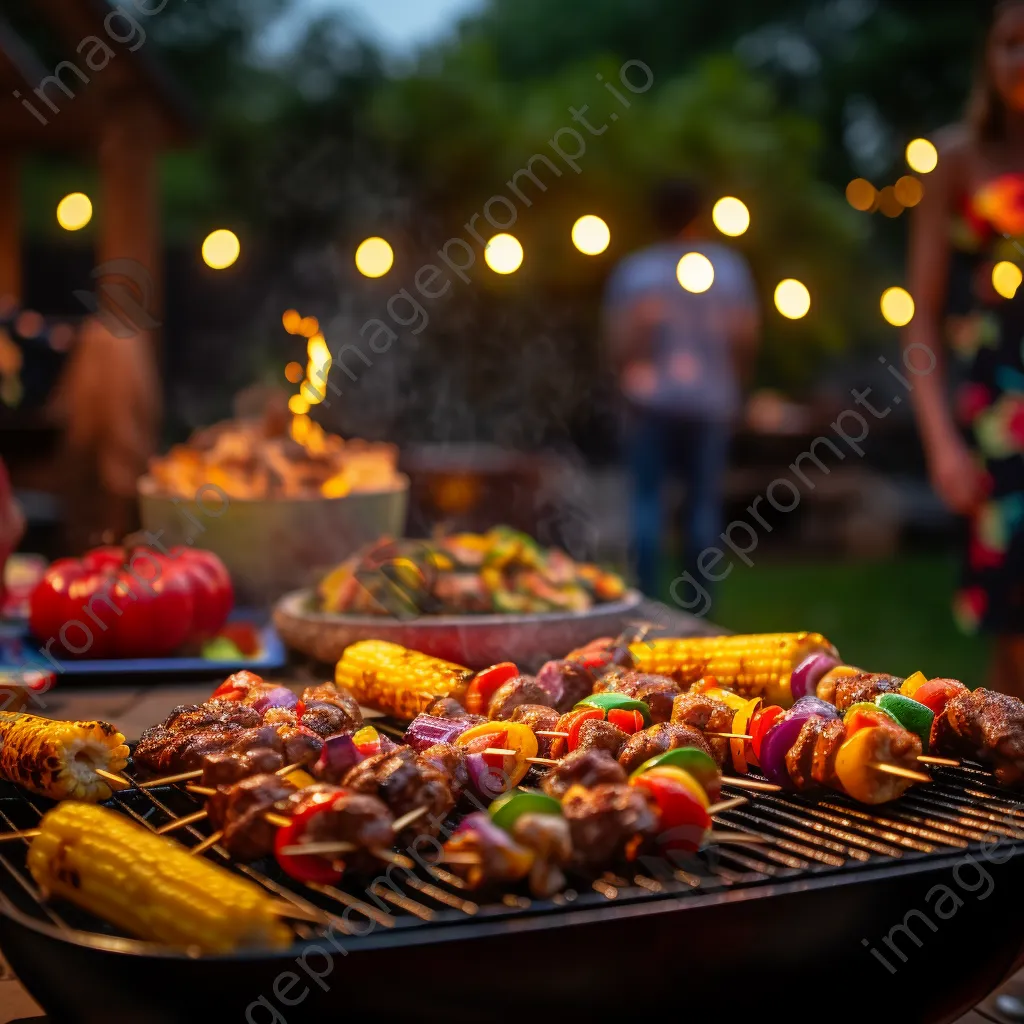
[202,229,240,270]
[993,261,1023,300]
[305,333,332,405]
[307,333,331,369]
[881,286,915,326]
[711,197,750,237]
[355,236,394,278]
[282,309,301,334]
[288,394,310,416]
[56,192,92,231]
[845,178,876,212]
[877,186,904,218]
[484,233,524,274]
[894,175,924,208]
[676,252,715,293]
[298,316,320,338]
[774,279,811,319]
[284,361,304,384]
[906,138,938,174]
[571,215,611,255]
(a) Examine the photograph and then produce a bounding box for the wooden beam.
[97,93,161,329]
[0,151,20,302]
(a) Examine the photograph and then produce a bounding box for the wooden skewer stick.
[869,761,932,783]
[190,831,224,855]
[526,757,559,766]
[918,755,960,767]
[0,829,40,842]
[721,776,783,793]
[94,768,133,789]
[186,784,217,797]
[137,769,203,789]
[156,810,209,835]
[535,731,569,738]
[373,848,413,868]
[439,852,483,866]
[278,841,357,857]
[705,733,753,741]
[392,806,429,832]
[707,796,748,815]
[483,747,517,756]
[264,812,293,829]
[275,763,305,777]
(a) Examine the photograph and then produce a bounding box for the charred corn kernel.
[336,640,473,719]
[630,632,838,707]
[0,712,129,802]
[28,804,292,954]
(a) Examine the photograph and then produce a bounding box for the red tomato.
[29,544,233,659]
[607,708,645,734]
[750,705,785,763]
[464,662,519,715]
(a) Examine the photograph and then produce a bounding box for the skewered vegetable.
[630,632,838,706]
[27,803,292,953]
[465,662,519,715]
[335,639,473,719]
[0,711,128,801]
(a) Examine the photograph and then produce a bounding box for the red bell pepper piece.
[913,679,967,716]
[606,708,645,734]
[273,791,348,885]
[566,708,603,751]
[750,705,784,763]
[465,662,519,715]
[632,768,712,852]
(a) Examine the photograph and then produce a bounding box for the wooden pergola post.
[97,96,162,333]
[0,151,20,303]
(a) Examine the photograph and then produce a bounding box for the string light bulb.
[774,279,811,319]
[712,197,750,237]
[676,252,715,293]
[881,287,915,326]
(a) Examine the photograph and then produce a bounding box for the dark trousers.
[627,409,730,599]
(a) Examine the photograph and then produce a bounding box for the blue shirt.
[603,241,757,422]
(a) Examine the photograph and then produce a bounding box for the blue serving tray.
[0,613,288,682]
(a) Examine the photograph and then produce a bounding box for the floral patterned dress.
[948,173,1024,633]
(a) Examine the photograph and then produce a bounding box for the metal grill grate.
[2,759,1024,954]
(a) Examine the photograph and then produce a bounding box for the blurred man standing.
[603,179,760,604]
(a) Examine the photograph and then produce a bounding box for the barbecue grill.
[2,759,1023,1024]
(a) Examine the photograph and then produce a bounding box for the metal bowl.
[272,588,644,670]
[138,479,409,606]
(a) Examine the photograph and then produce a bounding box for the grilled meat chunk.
[488,676,554,720]
[562,783,658,866]
[424,696,469,719]
[283,785,395,874]
[509,704,560,758]
[576,719,629,758]
[811,719,846,788]
[136,723,245,774]
[444,812,534,889]
[594,672,680,724]
[203,745,283,788]
[617,723,712,775]
[512,812,573,898]
[541,748,627,800]
[419,742,468,794]
[785,716,827,791]
[535,660,596,712]
[670,693,734,766]
[343,746,454,843]
[939,687,1024,786]
[832,673,903,713]
[300,682,362,735]
[207,773,294,861]
[163,700,262,733]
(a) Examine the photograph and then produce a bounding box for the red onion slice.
[789,654,841,703]
[404,714,474,752]
[314,733,364,783]
[249,686,299,715]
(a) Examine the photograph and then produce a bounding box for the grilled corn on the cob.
[28,803,292,953]
[336,639,473,719]
[630,632,838,707]
[0,712,129,801]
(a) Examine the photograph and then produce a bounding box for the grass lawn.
[694,555,990,687]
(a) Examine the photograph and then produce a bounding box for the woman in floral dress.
[908,1,1024,696]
